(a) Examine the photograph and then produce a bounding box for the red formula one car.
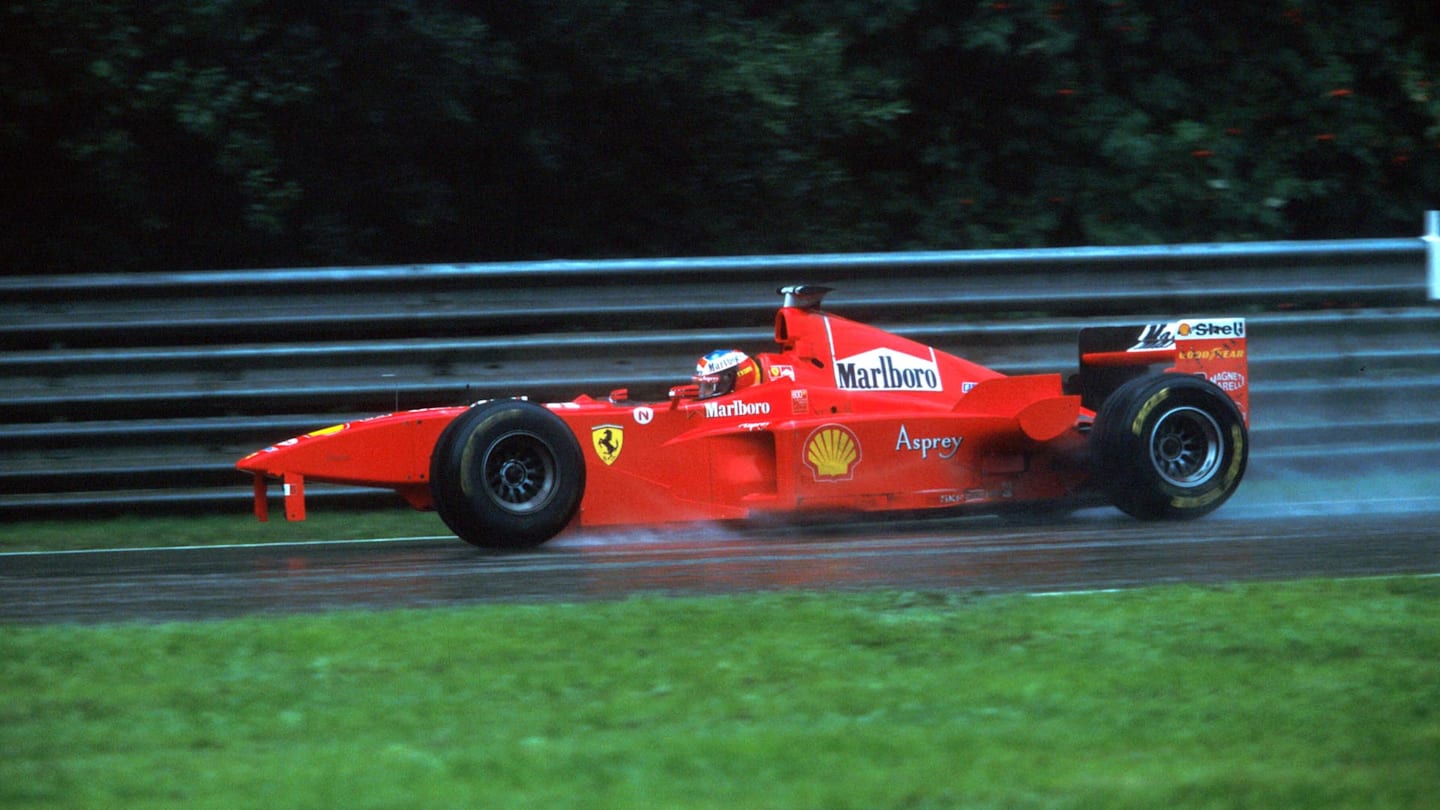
[238,286,1249,548]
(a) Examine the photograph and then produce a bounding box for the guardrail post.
[1427,210,1440,302]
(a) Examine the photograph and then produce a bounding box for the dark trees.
[3,1,1435,273]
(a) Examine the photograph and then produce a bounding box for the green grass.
[4,578,1438,808]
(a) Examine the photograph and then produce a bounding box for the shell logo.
[804,424,861,481]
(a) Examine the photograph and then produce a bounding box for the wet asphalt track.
[3,473,1438,624]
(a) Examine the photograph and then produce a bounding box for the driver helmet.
[694,349,760,399]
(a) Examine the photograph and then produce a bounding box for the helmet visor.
[694,369,735,399]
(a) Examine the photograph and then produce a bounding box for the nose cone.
[236,449,267,472]
[235,406,464,488]
[236,422,349,476]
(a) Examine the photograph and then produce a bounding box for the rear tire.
[1091,373,1247,520]
[430,400,585,548]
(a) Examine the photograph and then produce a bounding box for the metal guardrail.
[1427,210,1440,301]
[3,224,1437,518]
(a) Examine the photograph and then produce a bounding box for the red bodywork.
[238,299,1248,531]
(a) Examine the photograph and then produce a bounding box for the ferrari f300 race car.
[238,286,1249,548]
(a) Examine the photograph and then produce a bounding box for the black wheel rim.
[481,431,558,514]
[1148,406,1223,487]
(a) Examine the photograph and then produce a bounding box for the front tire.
[1091,373,1247,520]
[430,400,585,548]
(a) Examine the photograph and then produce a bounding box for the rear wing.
[1074,319,1248,424]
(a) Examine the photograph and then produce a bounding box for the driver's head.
[694,349,759,399]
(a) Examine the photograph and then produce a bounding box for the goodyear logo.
[804,424,861,481]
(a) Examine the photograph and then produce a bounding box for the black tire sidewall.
[430,400,585,548]
[1092,373,1247,520]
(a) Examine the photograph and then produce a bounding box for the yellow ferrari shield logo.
[591,424,624,466]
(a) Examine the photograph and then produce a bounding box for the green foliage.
[2,0,1437,273]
